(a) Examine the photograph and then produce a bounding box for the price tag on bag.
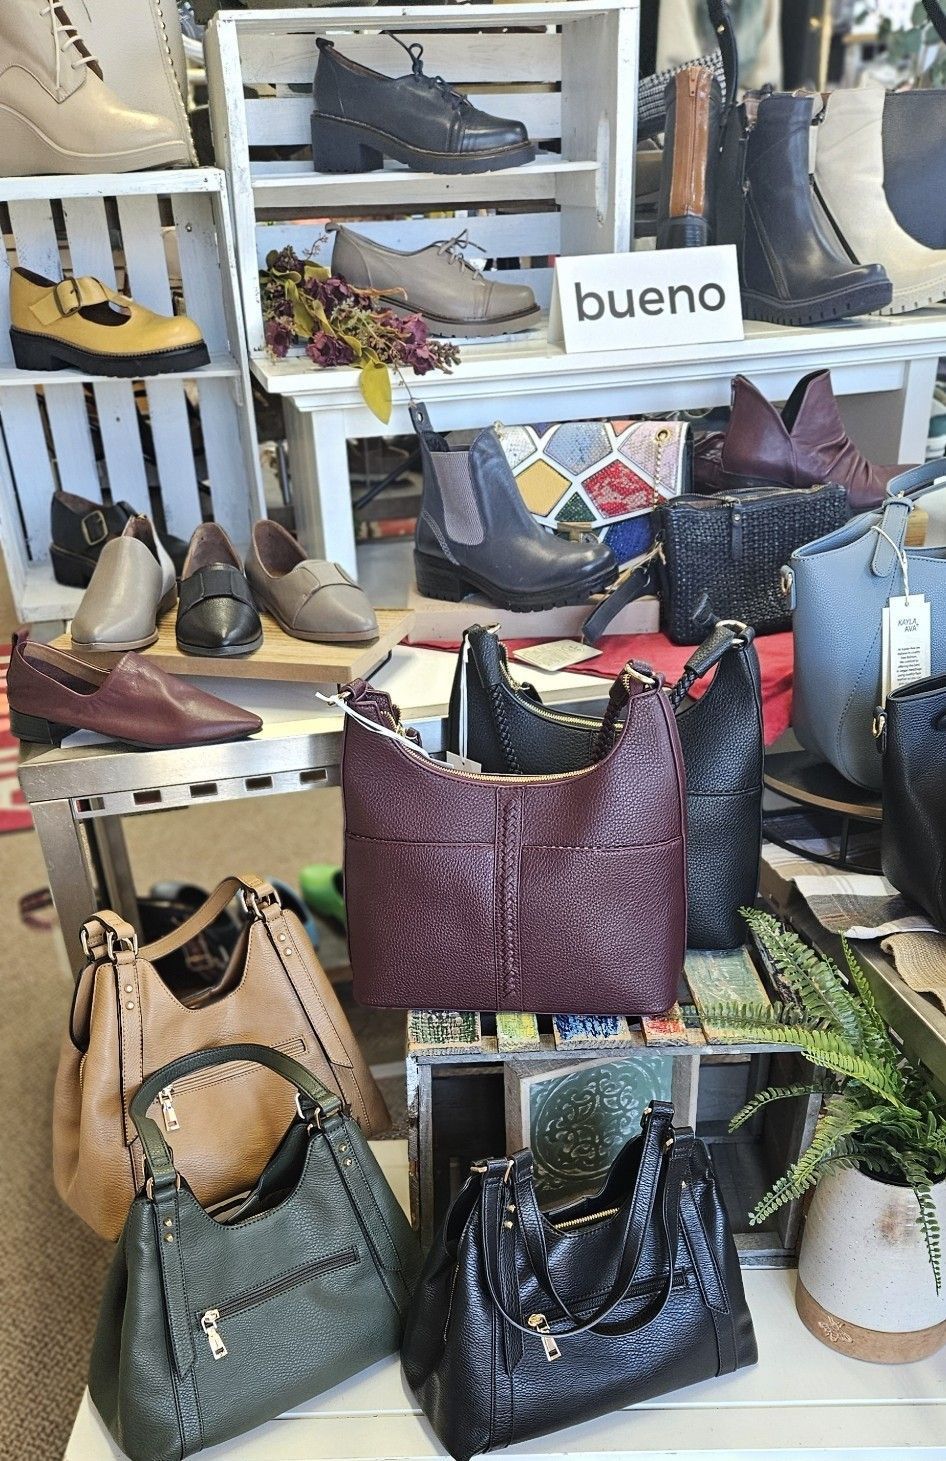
[513,640,602,672]
[881,595,931,703]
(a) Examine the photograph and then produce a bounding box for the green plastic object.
[300,864,347,931]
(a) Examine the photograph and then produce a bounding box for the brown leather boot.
[656,67,722,249]
[693,370,915,510]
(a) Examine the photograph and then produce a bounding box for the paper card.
[882,595,931,702]
[445,750,482,773]
[513,640,602,672]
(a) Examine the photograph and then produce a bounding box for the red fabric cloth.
[413,631,794,746]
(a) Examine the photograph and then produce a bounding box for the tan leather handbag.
[53,873,389,1240]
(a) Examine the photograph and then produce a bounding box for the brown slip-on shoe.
[245,520,379,643]
[7,628,262,748]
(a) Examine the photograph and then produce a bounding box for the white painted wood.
[0,170,264,620]
[560,8,637,254]
[63,1142,946,1461]
[0,423,29,600]
[244,91,563,147]
[238,30,564,86]
[284,398,358,574]
[250,154,598,204]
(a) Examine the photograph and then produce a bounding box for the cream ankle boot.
[0,0,189,174]
[813,86,946,315]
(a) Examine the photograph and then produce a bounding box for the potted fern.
[709,909,946,1362]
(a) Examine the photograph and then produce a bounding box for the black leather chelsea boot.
[311,35,535,175]
[735,91,892,325]
[410,405,618,610]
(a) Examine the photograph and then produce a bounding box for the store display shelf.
[0,353,243,388]
[226,1,636,30]
[64,1143,946,1461]
[249,153,599,209]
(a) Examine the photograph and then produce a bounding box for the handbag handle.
[130,1042,343,1187]
[669,621,752,709]
[870,456,946,577]
[706,0,739,114]
[592,660,662,761]
[81,873,279,963]
[923,0,946,46]
[478,1103,693,1342]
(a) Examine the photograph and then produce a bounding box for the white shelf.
[250,153,598,209]
[227,1,639,31]
[0,353,242,389]
[65,1140,946,1461]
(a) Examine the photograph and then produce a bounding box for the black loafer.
[311,35,535,176]
[176,523,263,657]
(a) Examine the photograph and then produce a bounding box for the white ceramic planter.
[796,1165,946,1361]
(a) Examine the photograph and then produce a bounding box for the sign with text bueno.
[548,245,744,355]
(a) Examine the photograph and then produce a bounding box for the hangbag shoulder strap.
[923,0,946,46]
[706,0,739,110]
[870,457,946,577]
[592,660,662,762]
[669,621,753,709]
[77,874,276,964]
[478,1103,692,1341]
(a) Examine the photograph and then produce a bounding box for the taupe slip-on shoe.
[330,223,542,338]
[71,515,177,651]
[246,520,379,644]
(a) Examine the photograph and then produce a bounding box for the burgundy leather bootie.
[694,370,914,511]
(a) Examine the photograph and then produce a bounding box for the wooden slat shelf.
[0,353,243,388]
[249,154,599,209]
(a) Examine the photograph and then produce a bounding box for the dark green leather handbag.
[89,1043,420,1461]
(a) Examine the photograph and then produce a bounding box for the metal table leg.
[29,798,100,969]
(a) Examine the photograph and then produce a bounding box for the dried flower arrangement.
[260,246,461,422]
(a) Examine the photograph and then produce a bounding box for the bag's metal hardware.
[106,927,138,960]
[145,1172,181,1200]
[527,1313,562,1361]
[201,1309,228,1359]
[295,1091,322,1128]
[80,508,109,546]
[240,885,281,919]
[663,1135,675,1152]
[872,708,887,741]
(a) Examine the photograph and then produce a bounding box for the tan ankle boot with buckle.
[0,0,189,174]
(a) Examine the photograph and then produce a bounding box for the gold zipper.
[527,1313,562,1361]
[152,1036,307,1132]
[551,1205,620,1232]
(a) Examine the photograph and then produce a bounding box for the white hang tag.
[881,600,892,705]
[883,595,931,700]
[513,640,602,673]
[445,749,482,773]
[314,691,432,758]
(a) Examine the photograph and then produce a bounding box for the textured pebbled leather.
[881,672,946,927]
[53,874,390,1240]
[791,459,946,790]
[8,627,261,748]
[342,665,687,1014]
[89,1043,420,1461]
[448,624,762,950]
[659,482,849,641]
[694,372,908,512]
[176,522,262,655]
[401,1103,757,1461]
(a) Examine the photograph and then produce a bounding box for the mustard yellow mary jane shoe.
[9,268,210,377]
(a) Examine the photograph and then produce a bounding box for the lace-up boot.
[329,223,540,336]
[311,34,535,175]
[0,0,188,174]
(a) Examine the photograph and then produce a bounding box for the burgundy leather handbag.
[340,667,686,1016]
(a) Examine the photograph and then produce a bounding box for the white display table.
[65,1142,946,1461]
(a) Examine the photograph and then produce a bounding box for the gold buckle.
[53,278,82,316]
[105,927,138,960]
[81,509,108,546]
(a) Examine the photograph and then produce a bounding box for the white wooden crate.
[205,2,640,355]
[0,169,265,624]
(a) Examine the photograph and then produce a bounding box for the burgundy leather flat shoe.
[7,629,262,749]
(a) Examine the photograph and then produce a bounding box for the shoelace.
[434,230,489,275]
[384,32,469,113]
[41,2,97,91]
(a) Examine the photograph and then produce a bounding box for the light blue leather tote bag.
[787,460,946,792]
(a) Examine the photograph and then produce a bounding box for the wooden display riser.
[404,585,658,642]
[65,1143,946,1461]
[53,609,413,685]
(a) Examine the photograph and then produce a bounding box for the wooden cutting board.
[54,608,413,684]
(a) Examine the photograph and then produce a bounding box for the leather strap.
[669,623,752,709]
[320,1119,413,1317]
[581,560,656,646]
[177,565,256,615]
[706,0,738,120]
[479,1104,690,1341]
[130,1042,342,1185]
[80,874,274,963]
[592,661,661,762]
[30,276,120,325]
[870,457,946,576]
[923,0,946,45]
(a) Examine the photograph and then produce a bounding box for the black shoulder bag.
[401,1101,757,1461]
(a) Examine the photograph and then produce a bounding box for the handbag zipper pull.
[527,1313,562,1361]
[157,1086,180,1133]
[200,1309,228,1359]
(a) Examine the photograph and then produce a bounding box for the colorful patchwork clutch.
[494,419,691,566]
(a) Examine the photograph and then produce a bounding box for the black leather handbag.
[879,672,946,929]
[448,622,764,950]
[401,1101,757,1461]
[658,483,849,642]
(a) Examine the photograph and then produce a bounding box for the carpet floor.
[0,785,404,1460]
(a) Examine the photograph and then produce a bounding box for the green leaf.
[359,359,392,423]
[303,261,331,282]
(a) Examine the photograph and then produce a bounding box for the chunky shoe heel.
[310,113,384,173]
[50,544,95,589]
[9,708,77,746]
[657,216,711,250]
[413,552,468,602]
[10,328,62,371]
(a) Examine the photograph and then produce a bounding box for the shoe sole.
[71,587,178,653]
[0,105,189,175]
[176,631,265,658]
[311,111,535,175]
[380,295,543,337]
[742,280,893,326]
[10,328,210,378]
[414,551,618,610]
[878,282,946,315]
[9,707,257,750]
[258,598,379,644]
